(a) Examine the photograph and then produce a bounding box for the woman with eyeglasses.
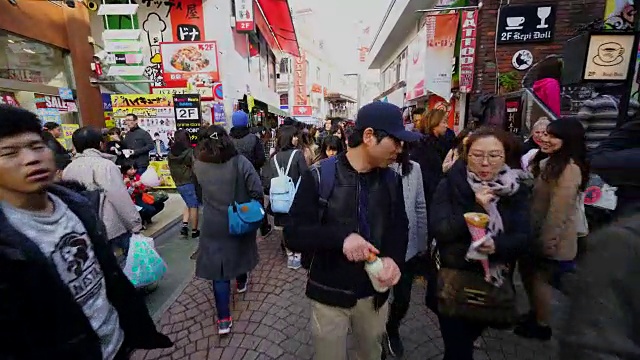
[515,118,589,341]
[430,127,531,360]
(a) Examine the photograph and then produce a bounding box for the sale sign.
[235,0,255,32]
[173,94,202,145]
[293,52,308,107]
[459,10,478,93]
[34,93,77,112]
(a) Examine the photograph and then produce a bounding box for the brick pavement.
[132,232,556,360]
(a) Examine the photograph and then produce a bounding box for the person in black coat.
[430,127,531,360]
[42,121,72,170]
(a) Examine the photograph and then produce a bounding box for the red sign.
[292,105,312,116]
[160,41,220,88]
[34,94,75,112]
[0,92,20,107]
[235,0,255,32]
[311,83,322,93]
[293,52,308,106]
[170,0,206,42]
[254,1,277,51]
[459,10,478,93]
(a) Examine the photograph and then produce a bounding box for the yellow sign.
[110,94,173,109]
[148,160,176,189]
[152,87,213,97]
[58,123,79,151]
[247,95,255,112]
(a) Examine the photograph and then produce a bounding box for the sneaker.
[384,331,404,358]
[237,276,249,294]
[287,254,296,269]
[180,226,189,238]
[217,318,233,335]
[191,229,200,239]
[290,253,302,270]
[513,320,552,341]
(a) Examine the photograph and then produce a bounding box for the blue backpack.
[270,150,301,214]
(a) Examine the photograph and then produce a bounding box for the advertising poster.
[213,103,226,125]
[36,108,61,125]
[160,41,220,88]
[34,93,77,113]
[173,94,202,145]
[148,160,176,189]
[424,14,459,100]
[604,0,635,30]
[459,10,478,93]
[110,94,175,147]
[102,93,114,128]
[406,26,427,101]
[59,124,79,151]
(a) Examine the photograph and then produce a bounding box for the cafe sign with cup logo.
[497,4,556,44]
[583,33,635,81]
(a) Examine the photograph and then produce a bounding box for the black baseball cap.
[355,102,421,142]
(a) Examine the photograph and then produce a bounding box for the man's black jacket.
[284,152,409,309]
[0,183,172,359]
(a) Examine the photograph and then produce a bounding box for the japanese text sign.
[170,0,205,42]
[459,10,478,93]
[235,0,255,32]
[160,41,220,88]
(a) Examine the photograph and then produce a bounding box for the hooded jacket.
[168,147,194,186]
[533,78,561,116]
[0,183,171,359]
[229,127,266,170]
[62,148,142,240]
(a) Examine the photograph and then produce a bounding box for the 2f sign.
[177,108,199,120]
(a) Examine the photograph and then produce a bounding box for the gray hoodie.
[62,149,142,239]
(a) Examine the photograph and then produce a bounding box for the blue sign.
[213,103,226,125]
[101,93,113,111]
[36,108,62,125]
[280,105,289,110]
[59,87,74,101]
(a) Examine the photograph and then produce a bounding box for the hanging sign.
[58,88,74,101]
[36,108,61,125]
[152,86,214,97]
[459,9,478,93]
[170,0,206,42]
[293,52,308,106]
[213,103,226,125]
[160,41,220,88]
[583,33,635,81]
[406,27,427,101]
[34,94,76,112]
[424,13,459,100]
[512,50,534,70]
[497,5,556,44]
[235,0,255,32]
[292,105,312,116]
[173,94,202,145]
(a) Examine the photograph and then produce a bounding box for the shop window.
[279,58,290,74]
[268,52,276,90]
[0,31,71,88]
[280,93,288,106]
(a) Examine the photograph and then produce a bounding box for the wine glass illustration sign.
[537,6,551,29]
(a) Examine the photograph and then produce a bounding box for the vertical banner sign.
[213,103,226,125]
[235,0,255,32]
[424,14,459,100]
[292,52,309,116]
[406,26,427,101]
[170,0,206,42]
[174,94,202,145]
[459,10,478,93]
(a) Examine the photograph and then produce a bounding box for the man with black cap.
[285,102,417,360]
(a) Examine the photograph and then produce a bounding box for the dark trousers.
[134,195,165,222]
[438,315,486,360]
[386,256,420,335]
[212,274,248,320]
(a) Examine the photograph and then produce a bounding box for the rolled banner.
[464,212,491,280]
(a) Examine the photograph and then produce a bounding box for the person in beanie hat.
[285,102,417,360]
[229,110,266,170]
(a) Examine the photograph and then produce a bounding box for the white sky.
[290,0,391,73]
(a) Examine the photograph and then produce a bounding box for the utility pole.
[617,1,640,126]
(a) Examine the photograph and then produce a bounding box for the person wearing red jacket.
[122,164,164,225]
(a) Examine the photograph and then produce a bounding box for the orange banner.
[293,52,307,106]
[424,13,459,99]
[170,0,205,42]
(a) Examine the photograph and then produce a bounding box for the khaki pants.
[311,297,388,360]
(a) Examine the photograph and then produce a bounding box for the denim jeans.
[110,232,132,269]
[212,274,248,320]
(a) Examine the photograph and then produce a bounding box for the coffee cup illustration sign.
[593,42,625,66]
[506,17,525,30]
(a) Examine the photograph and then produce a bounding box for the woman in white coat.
[384,146,428,357]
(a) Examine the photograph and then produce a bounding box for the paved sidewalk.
[132,232,556,360]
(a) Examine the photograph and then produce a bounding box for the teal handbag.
[228,156,264,235]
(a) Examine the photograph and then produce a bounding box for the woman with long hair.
[329,123,347,148]
[299,130,317,166]
[314,135,344,163]
[516,118,589,341]
[168,129,200,238]
[442,127,474,173]
[192,125,263,335]
[264,125,308,269]
[431,127,531,359]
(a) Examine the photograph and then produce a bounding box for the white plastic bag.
[123,234,167,288]
[140,167,161,187]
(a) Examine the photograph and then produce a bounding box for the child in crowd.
[122,164,165,225]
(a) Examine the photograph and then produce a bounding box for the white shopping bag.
[123,234,167,288]
[140,167,161,187]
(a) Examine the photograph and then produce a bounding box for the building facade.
[0,1,102,127]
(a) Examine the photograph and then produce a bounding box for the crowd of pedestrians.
[1,82,639,360]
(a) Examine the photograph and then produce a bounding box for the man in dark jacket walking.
[42,121,72,171]
[0,106,171,359]
[229,110,266,170]
[285,102,417,360]
[122,113,154,175]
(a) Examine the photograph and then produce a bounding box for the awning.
[256,0,300,57]
[268,104,287,117]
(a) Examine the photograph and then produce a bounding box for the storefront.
[0,2,103,126]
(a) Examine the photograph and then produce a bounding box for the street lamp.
[344,73,361,111]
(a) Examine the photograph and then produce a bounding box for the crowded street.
[1,0,640,359]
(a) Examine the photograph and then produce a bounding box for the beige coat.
[531,161,582,261]
[62,149,142,239]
